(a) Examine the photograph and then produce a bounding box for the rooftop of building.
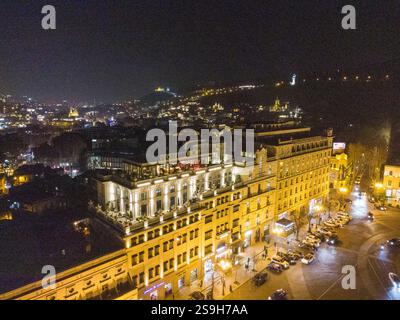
[14,164,63,177]
[0,210,123,294]
[255,128,331,146]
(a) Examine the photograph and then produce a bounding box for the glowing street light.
[339,187,348,194]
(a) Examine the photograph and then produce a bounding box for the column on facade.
[149,187,155,216]
[120,188,124,214]
[190,177,196,199]
[164,184,169,212]
[134,192,139,219]
[177,181,182,207]
[129,191,133,217]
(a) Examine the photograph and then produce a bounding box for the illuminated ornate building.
[1,128,332,300]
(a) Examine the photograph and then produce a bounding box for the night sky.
[0,0,399,103]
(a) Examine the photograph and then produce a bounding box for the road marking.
[367,257,395,300]
[316,272,346,300]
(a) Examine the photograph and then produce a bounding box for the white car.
[301,253,315,265]
[389,273,400,289]
[303,239,320,248]
[271,256,290,269]
[305,235,321,244]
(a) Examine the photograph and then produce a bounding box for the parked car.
[268,289,288,300]
[305,235,321,244]
[277,252,296,265]
[301,253,315,265]
[306,238,321,247]
[252,271,268,287]
[310,231,325,241]
[287,250,303,260]
[302,238,319,248]
[324,221,338,228]
[334,218,347,226]
[271,255,290,269]
[298,242,317,251]
[189,291,205,300]
[318,228,336,237]
[389,272,400,289]
[267,262,283,273]
[331,219,345,227]
[337,215,350,222]
[345,198,353,204]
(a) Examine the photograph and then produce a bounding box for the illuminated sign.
[143,282,165,295]
[333,142,346,150]
[290,74,297,86]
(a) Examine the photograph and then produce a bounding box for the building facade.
[0,250,137,300]
[329,153,349,191]
[383,164,400,205]
[1,131,332,300]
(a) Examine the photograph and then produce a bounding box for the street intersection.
[225,189,400,300]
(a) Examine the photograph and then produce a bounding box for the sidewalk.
[170,199,342,300]
[169,241,270,300]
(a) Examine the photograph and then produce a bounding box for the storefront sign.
[144,282,165,295]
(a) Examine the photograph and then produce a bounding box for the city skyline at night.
[2,0,400,308]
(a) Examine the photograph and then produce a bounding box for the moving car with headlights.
[375,204,387,211]
[301,253,315,265]
[386,238,400,248]
[327,234,339,245]
[268,289,288,300]
[389,272,400,289]
[367,212,374,220]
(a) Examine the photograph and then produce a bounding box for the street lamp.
[374,183,385,204]
[339,186,348,194]
[339,187,348,201]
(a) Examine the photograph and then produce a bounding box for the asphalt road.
[225,189,400,300]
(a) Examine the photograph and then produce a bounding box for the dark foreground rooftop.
[0,209,123,294]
